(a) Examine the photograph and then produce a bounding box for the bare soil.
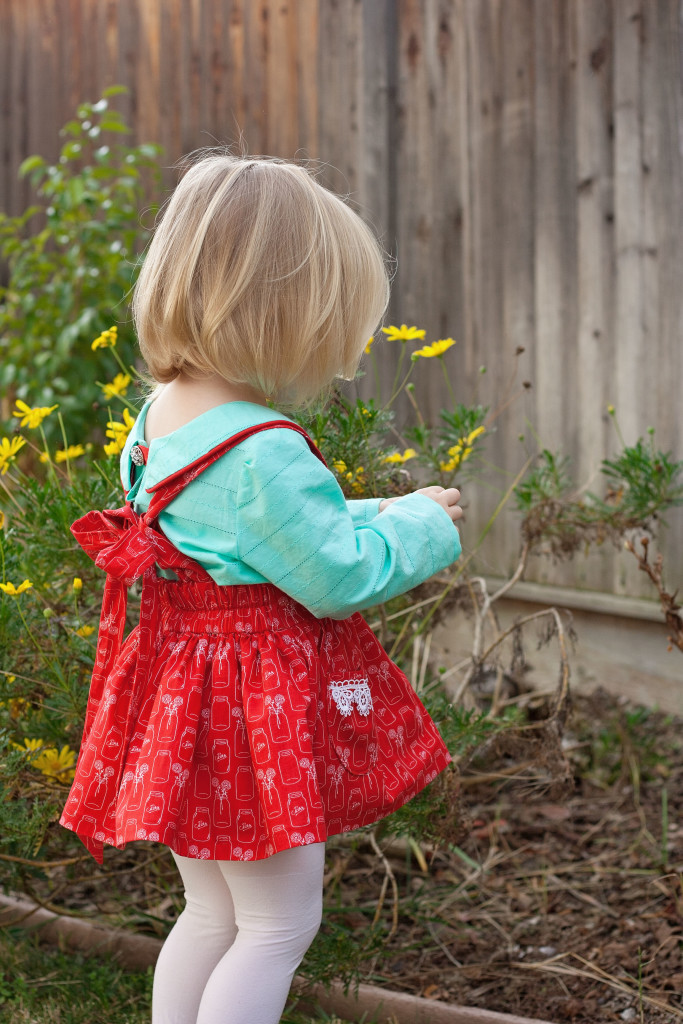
[323,689,683,1024]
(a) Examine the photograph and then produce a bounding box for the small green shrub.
[0,87,161,440]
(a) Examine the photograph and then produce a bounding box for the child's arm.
[235,430,462,619]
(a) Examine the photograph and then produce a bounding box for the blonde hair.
[132,152,390,407]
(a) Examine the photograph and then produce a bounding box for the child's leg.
[198,843,325,1024]
[152,853,238,1024]
[152,843,325,1024]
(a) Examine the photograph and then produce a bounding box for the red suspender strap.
[144,420,326,523]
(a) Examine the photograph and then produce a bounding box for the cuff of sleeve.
[386,492,462,570]
[348,497,383,523]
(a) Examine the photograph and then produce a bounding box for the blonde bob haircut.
[133,152,390,407]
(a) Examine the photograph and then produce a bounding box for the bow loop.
[71,506,159,586]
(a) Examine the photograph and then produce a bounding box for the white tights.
[152,844,325,1024]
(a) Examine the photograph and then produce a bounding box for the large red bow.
[70,503,201,761]
[72,504,193,586]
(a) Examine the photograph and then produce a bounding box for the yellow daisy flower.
[0,436,26,475]
[75,624,95,638]
[383,448,417,465]
[91,325,118,350]
[411,338,456,360]
[16,739,77,784]
[103,435,126,457]
[72,577,83,592]
[0,579,33,597]
[440,427,485,473]
[105,407,136,439]
[17,738,45,754]
[364,337,374,354]
[101,372,131,399]
[55,444,85,463]
[12,400,59,429]
[0,511,4,529]
[104,408,136,456]
[381,324,426,343]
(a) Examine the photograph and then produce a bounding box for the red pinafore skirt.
[60,422,451,863]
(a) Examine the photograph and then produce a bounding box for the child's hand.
[379,487,463,523]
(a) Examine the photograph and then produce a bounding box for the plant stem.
[440,359,457,408]
[56,412,73,486]
[384,363,416,408]
[387,343,407,405]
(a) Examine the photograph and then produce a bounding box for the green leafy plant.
[0,87,161,440]
[515,431,683,558]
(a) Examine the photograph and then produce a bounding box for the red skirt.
[60,578,451,862]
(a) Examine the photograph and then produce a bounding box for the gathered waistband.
[156,577,319,635]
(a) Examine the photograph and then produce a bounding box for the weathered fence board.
[0,0,681,601]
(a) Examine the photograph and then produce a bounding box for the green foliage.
[404,402,489,486]
[514,449,572,511]
[515,433,683,556]
[383,695,520,847]
[0,87,162,440]
[599,434,683,521]
[300,394,404,499]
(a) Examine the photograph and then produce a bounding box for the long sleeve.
[236,430,461,619]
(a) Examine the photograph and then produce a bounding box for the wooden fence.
[1,0,682,602]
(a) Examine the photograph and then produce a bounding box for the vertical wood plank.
[613,0,644,444]
[463,0,508,570]
[359,0,394,242]
[159,0,183,165]
[652,0,683,456]
[115,0,137,131]
[30,0,58,157]
[317,0,362,198]
[533,0,572,456]
[243,0,268,153]
[612,0,645,596]
[96,0,121,92]
[575,0,615,592]
[179,0,202,153]
[533,0,580,587]
[266,0,298,157]
[295,0,319,158]
[136,0,162,147]
[0,0,10,223]
[225,0,247,146]
[8,0,28,215]
[207,0,227,142]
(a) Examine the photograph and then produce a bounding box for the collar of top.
[120,400,297,496]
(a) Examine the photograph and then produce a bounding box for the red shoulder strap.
[143,420,325,523]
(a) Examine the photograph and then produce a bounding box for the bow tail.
[113,567,162,789]
[82,575,128,745]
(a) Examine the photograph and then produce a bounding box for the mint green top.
[120,401,461,620]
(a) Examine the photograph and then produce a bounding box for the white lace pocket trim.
[329,679,373,717]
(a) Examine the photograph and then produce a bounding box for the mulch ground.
[324,688,683,1024]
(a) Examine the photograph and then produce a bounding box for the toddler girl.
[61,153,462,1024]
